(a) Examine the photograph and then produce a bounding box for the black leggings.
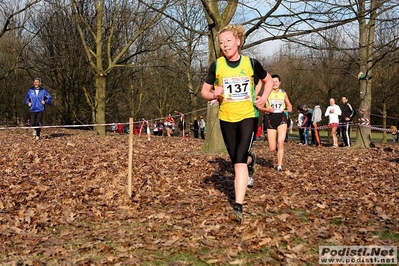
[31,111,43,137]
[220,117,258,165]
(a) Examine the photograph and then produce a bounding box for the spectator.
[297,106,305,144]
[311,100,322,147]
[133,124,140,134]
[300,106,311,145]
[284,110,290,142]
[24,78,52,140]
[199,116,206,140]
[177,114,185,137]
[165,114,175,136]
[117,123,123,134]
[391,125,397,142]
[157,120,164,136]
[341,96,356,147]
[289,118,293,134]
[111,123,117,133]
[193,117,199,138]
[325,98,342,147]
[153,120,159,136]
[302,103,314,144]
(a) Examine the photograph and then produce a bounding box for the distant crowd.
[109,114,207,139]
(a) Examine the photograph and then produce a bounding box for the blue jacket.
[25,87,52,112]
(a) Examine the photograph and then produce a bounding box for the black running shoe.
[248,152,256,177]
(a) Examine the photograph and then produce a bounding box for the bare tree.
[0,1,42,124]
[23,2,94,125]
[162,0,207,122]
[372,61,399,143]
[0,0,41,81]
[70,0,172,136]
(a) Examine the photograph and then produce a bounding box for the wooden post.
[127,118,133,197]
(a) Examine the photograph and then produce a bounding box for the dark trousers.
[31,111,44,137]
[284,119,291,143]
[200,129,205,139]
[342,122,351,147]
[193,129,199,138]
[299,128,305,144]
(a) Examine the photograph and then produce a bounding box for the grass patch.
[375,230,399,242]
[292,209,308,222]
[288,129,391,142]
[330,217,342,226]
[141,250,209,266]
[136,247,279,266]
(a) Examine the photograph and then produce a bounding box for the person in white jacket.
[325,98,342,147]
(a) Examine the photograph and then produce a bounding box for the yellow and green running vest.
[265,89,287,114]
[215,56,257,122]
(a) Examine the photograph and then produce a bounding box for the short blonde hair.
[218,24,245,50]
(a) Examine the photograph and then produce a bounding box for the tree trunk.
[201,0,237,153]
[382,103,387,143]
[95,74,107,136]
[201,102,225,153]
[353,0,376,148]
[71,0,169,137]
[82,86,97,129]
[202,25,225,153]
[354,78,373,148]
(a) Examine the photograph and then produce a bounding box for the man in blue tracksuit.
[25,78,52,140]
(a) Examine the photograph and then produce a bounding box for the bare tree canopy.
[0,0,41,38]
[70,0,173,136]
[0,0,41,81]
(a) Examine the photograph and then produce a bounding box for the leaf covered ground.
[0,128,398,265]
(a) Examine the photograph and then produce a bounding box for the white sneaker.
[247,176,254,188]
[35,136,40,140]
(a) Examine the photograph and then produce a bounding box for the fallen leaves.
[0,129,398,265]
